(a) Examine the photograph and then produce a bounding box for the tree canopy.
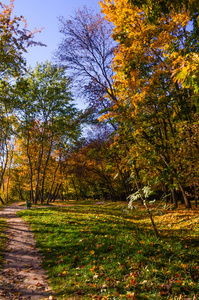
[0,0,199,209]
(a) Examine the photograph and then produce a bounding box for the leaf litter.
[0,204,56,300]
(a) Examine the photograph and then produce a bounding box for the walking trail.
[0,204,55,300]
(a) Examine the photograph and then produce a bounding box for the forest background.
[0,0,199,210]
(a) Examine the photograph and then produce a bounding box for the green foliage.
[173,53,199,94]
[128,0,199,20]
[100,0,199,207]
[0,1,45,203]
[12,62,81,204]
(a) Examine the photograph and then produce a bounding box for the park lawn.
[18,202,199,300]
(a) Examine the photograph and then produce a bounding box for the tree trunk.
[41,138,53,204]
[34,142,44,204]
[0,140,9,195]
[171,188,178,208]
[194,183,198,207]
[19,188,24,201]
[51,183,62,202]
[46,156,61,204]
[47,184,58,203]
[134,167,159,238]
[0,196,5,204]
[179,185,192,209]
[6,146,14,203]
[27,130,34,204]
[71,178,79,201]
[92,167,118,201]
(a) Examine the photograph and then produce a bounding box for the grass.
[16,201,199,300]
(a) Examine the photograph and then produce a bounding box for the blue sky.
[4,0,101,67]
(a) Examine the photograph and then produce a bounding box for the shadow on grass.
[17,206,199,298]
[26,205,151,222]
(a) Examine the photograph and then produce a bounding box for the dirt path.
[0,204,55,300]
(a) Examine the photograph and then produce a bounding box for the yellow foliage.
[99,0,199,192]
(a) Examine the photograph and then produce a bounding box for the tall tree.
[0,0,44,203]
[55,6,117,119]
[100,0,199,207]
[15,62,80,204]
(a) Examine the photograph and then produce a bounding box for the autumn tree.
[100,0,199,208]
[0,0,43,76]
[55,6,140,202]
[0,0,43,203]
[128,0,199,101]
[0,119,14,204]
[14,62,80,204]
[127,0,199,21]
[60,124,130,201]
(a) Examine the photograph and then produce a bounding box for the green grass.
[17,202,199,300]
